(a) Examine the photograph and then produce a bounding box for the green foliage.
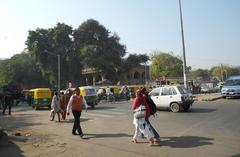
[122,54,149,71]
[26,23,82,87]
[210,64,240,80]
[0,53,47,88]
[188,68,209,79]
[74,19,126,81]
[150,51,183,79]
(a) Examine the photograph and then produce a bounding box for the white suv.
[149,86,194,112]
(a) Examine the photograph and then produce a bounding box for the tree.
[150,51,183,79]
[74,19,126,82]
[188,68,210,80]
[121,53,149,73]
[26,23,81,88]
[210,64,240,81]
[0,52,47,88]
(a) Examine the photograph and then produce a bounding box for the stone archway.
[133,71,140,79]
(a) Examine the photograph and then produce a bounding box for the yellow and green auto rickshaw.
[127,85,151,99]
[30,88,52,110]
[96,86,121,102]
[79,86,98,108]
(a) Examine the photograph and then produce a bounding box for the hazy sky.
[0,0,239,69]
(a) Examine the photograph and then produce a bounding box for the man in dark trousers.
[2,93,14,115]
[66,88,88,138]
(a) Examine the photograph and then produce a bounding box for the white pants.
[133,117,148,139]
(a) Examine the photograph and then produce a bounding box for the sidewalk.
[193,93,222,101]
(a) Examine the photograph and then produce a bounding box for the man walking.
[2,93,13,115]
[67,87,88,138]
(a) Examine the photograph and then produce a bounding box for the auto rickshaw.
[79,86,98,108]
[97,86,121,102]
[127,85,150,99]
[30,88,52,110]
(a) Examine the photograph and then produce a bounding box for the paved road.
[0,99,240,157]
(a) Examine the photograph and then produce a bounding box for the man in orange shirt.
[67,88,88,137]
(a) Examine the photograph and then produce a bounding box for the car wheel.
[170,103,180,113]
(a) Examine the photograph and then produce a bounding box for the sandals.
[149,138,161,146]
[130,138,138,143]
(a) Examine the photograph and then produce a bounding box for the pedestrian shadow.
[61,117,92,123]
[161,136,214,148]
[84,133,132,139]
[93,106,116,110]
[187,108,216,113]
[0,130,26,157]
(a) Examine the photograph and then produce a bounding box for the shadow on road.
[188,108,216,113]
[0,114,43,130]
[62,117,92,123]
[0,130,26,157]
[161,136,214,148]
[92,106,117,110]
[84,133,132,139]
[231,154,240,157]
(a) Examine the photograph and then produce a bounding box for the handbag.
[133,105,146,119]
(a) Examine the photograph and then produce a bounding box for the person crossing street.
[67,87,88,138]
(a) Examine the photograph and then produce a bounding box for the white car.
[149,86,194,112]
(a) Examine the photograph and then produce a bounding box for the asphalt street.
[0,98,240,157]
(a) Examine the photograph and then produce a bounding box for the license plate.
[229,92,234,95]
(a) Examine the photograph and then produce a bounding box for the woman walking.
[131,90,152,144]
[141,88,161,145]
[50,92,61,122]
[60,92,67,120]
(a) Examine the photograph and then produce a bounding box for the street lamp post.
[44,50,61,95]
[179,0,187,88]
[145,62,147,85]
[57,54,60,96]
[33,41,61,97]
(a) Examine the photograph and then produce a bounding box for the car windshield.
[224,79,240,86]
[177,86,188,94]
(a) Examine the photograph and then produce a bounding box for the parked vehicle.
[30,88,52,110]
[200,86,218,93]
[149,85,194,112]
[221,76,240,98]
[79,86,98,108]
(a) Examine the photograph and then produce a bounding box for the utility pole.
[57,54,60,96]
[220,64,224,81]
[179,0,187,88]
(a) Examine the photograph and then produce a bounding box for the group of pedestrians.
[50,88,88,138]
[131,88,161,146]
[49,87,160,145]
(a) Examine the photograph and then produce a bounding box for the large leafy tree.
[74,19,126,81]
[0,52,47,88]
[150,51,183,79]
[26,23,82,88]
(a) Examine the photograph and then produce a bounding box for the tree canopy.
[74,19,126,80]
[150,51,183,79]
[0,52,47,88]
